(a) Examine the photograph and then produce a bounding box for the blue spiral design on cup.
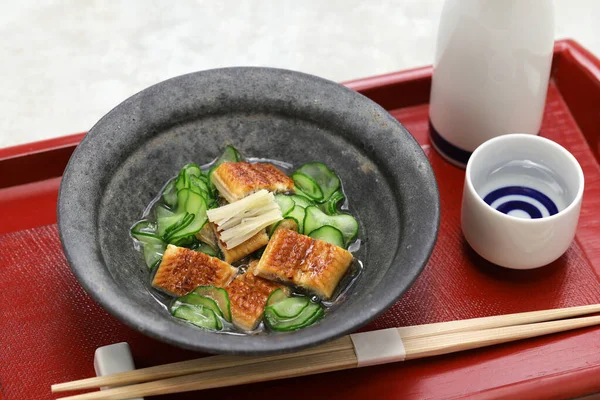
[483,186,559,219]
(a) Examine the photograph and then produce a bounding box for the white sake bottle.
[429,0,555,168]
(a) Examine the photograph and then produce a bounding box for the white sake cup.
[461,134,584,269]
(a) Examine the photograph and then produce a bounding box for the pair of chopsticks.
[52,304,600,400]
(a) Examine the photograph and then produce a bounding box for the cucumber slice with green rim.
[266,288,288,307]
[144,244,164,268]
[268,296,309,319]
[214,145,243,166]
[195,242,220,258]
[264,301,324,331]
[196,174,215,195]
[131,223,166,268]
[166,190,208,242]
[184,189,205,213]
[294,306,324,329]
[293,187,314,201]
[175,293,224,320]
[287,205,306,234]
[308,225,344,248]
[274,194,295,215]
[162,180,177,208]
[296,162,340,203]
[183,163,202,177]
[188,184,208,202]
[175,188,190,214]
[157,212,191,238]
[172,304,220,330]
[269,218,298,237]
[189,175,210,195]
[155,204,175,219]
[292,172,324,201]
[208,145,243,186]
[132,231,163,245]
[175,169,189,192]
[289,195,314,208]
[320,190,345,215]
[170,234,198,248]
[166,213,207,242]
[193,286,232,322]
[131,220,157,237]
[304,206,358,247]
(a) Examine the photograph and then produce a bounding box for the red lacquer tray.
[2,39,600,400]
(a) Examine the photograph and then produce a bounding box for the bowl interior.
[58,67,439,354]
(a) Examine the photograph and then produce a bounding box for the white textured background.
[1,0,598,148]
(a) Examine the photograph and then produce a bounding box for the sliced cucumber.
[131,220,157,236]
[170,234,198,248]
[166,214,207,242]
[176,293,224,320]
[208,145,243,186]
[269,218,298,237]
[320,190,345,215]
[132,232,163,245]
[266,288,288,307]
[175,168,189,192]
[304,206,358,247]
[264,301,324,332]
[184,189,205,214]
[274,194,295,215]
[190,176,212,198]
[155,204,175,219]
[143,242,166,268]
[174,188,190,214]
[292,172,323,201]
[162,179,177,208]
[287,205,306,234]
[158,211,191,238]
[214,145,242,166]
[268,297,309,319]
[308,225,344,248]
[294,306,325,329]
[196,242,220,258]
[172,304,220,330]
[289,195,314,209]
[166,190,208,242]
[296,162,340,203]
[193,286,232,322]
[293,187,315,202]
[183,163,202,177]
[135,233,166,268]
[131,223,166,268]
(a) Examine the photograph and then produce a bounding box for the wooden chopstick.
[52,303,600,393]
[55,313,600,400]
[402,314,600,360]
[397,303,600,339]
[52,335,353,392]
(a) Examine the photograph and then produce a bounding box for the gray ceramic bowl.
[58,67,439,355]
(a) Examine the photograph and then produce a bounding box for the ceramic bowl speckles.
[58,67,440,355]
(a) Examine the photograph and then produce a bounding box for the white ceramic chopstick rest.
[93,342,143,399]
[349,328,406,367]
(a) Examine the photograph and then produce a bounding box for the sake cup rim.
[465,133,585,223]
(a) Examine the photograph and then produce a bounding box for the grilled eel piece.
[253,228,353,299]
[152,244,237,296]
[212,162,295,203]
[225,260,288,331]
[210,222,269,264]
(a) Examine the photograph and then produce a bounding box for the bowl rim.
[58,66,440,354]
